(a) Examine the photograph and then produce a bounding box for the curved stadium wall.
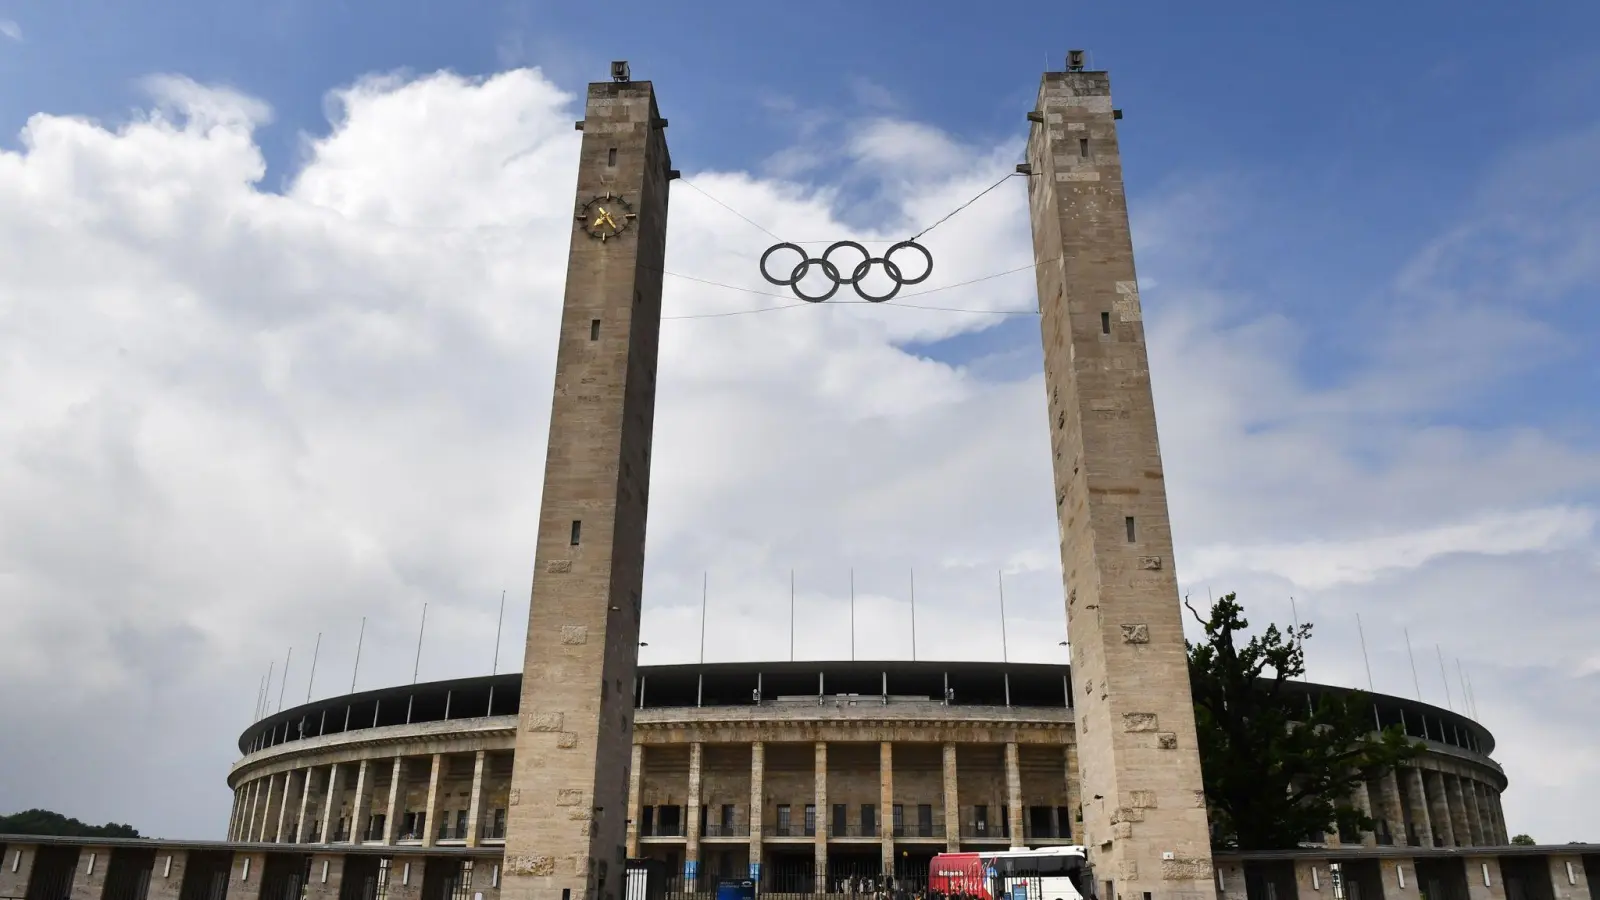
[224,661,1508,889]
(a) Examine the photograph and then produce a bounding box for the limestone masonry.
[1026,66,1214,900]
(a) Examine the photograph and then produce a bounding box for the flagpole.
[351,616,366,693]
[1355,613,1374,692]
[1404,627,1421,701]
[493,590,506,675]
[306,633,322,704]
[413,603,428,685]
[998,570,1009,664]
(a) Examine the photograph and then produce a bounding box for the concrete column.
[383,757,405,844]
[0,845,36,898]
[1550,854,1591,900]
[68,845,111,900]
[1381,858,1423,900]
[942,743,959,852]
[1472,782,1494,846]
[1004,742,1023,848]
[880,742,895,878]
[686,742,703,892]
[626,744,644,858]
[319,763,344,844]
[1064,742,1080,841]
[1492,790,1510,845]
[1403,768,1434,848]
[1377,770,1405,845]
[276,770,301,843]
[813,742,827,893]
[749,742,764,882]
[226,852,265,900]
[349,759,372,843]
[295,768,317,843]
[1425,770,1456,847]
[1292,858,1328,900]
[256,774,279,842]
[1462,777,1485,846]
[1349,778,1376,847]
[302,854,344,900]
[227,789,243,841]
[147,849,189,900]
[244,779,261,842]
[1445,773,1472,847]
[1465,855,1507,900]
[464,749,486,846]
[422,754,444,848]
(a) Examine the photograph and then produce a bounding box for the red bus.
[928,847,1091,900]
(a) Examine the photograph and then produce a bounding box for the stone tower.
[502,64,672,900]
[1025,60,1216,900]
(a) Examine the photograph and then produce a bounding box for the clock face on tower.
[576,192,636,241]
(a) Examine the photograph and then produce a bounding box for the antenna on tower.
[1356,613,1374,692]
[1456,658,1472,718]
[699,572,708,665]
[1403,627,1421,701]
[492,590,506,675]
[849,568,856,662]
[277,647,292,713]
[306,633,321,704]
[351,616,366,693]
[1435,644,1453,711]
[264,660,276,716]
[909,567,918,662]
[998,570,1010,664]
[412,603,428,685]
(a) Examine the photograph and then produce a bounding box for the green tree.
[1186,592,1423,850]
[0,809,141,839]
[1511,834,1536,846]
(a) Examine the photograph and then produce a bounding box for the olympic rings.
[759,239,933,303]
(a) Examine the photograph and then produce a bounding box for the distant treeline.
[0,809,141,838]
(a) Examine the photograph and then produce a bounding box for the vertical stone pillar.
[228,789,243,841]
[257,774,279,842]
[247,779,263,840]
[1446,774,1472,847]
[1352,779,1377,847]
[1492,791,1510,844]
[296,768,317,843]
[1291,858,1327,900]
[1466,856,1507,900]
[880,742,895,879]
[1403,768,1434,848]
[320,763,344,844]
[423,754,444,848]
[68,846,112,900]
[686,742,704,892]
[227,852,266,900]
[277,769,301,843]
[1026,60,1216,899]
[626,744,644,857]
[942,743,960,852]
[1461,777,1485,846]
[749,742,764,882]
[1376,770,1405,845]
[1063,742,1080,841]
[302,855,344,900]
[1550,854,1590,900]
[499,71,673,900]
[1380,859,1422,900]
[147,850,189,900]
[1425,770,1456,846]
[0,845,36,898]
[349,759,372,843]
[1004,742,1023,848]
[465,749,487,846]
[384,757,406,844]
[814,742,828,893]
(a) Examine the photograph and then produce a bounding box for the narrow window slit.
[570,521,582,546]
[607,148,617,167]
[590,319,601,341]
[1101,311,1111,334]
[1125,516,1137,542]
[1080,138,1090,158]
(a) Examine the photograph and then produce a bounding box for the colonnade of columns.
[226,750,504,848]
[627,739,1076,892]
[1332,766,1507,849]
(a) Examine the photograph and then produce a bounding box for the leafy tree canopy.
[0,809,141,839]
[1511,834,1536,846]
[1187,592,1423,851]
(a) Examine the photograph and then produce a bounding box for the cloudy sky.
[2,0,1598,844]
